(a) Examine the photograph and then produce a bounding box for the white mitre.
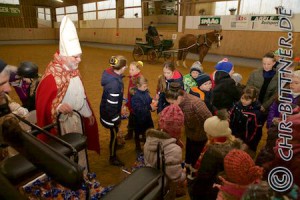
[59,15,82,57]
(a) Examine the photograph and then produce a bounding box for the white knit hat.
[204,110,232,138]
[59,16,82,57]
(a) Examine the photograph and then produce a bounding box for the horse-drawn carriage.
[132,30,223,66]
[132,35,174,63]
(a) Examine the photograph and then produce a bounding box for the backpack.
[230,105,258,145]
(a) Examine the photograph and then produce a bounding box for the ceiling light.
[56,0,63,2]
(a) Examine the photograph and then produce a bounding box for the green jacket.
[183,74,197,93]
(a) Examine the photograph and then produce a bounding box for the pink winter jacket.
[143,129,186,183]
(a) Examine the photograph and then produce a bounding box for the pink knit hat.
[224,149,263,185]
[159,104,184,139]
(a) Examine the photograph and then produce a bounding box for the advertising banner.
[251,15,279,31]
[0,3,21,16]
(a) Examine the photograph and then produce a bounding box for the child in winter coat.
[189,73,214,113]
[212,58,241,110]
[144,104,186,200]
[214,149,263,200]
[124,61,143,140]
[230,86,263,151]
[183,61,203,93]
[131,76,157,152]
[188,109,247,200]
[100,55,127,166]
[165,82,212,182]
[9,61,41,112]
[156,61,183,113]
[267,70,300,129]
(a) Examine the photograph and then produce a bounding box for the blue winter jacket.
[131,89,154,133]
[100,67,124,128]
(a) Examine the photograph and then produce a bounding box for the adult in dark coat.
[147,21,158,37]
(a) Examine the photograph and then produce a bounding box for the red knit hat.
[159,104,184,139]
[224,149,263,185]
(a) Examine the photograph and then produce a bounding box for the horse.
[176,30,223,68]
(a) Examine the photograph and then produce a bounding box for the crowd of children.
[2,47,300,200]
[98,50,299,199]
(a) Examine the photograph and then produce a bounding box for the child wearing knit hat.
[190,74,214,113]
[188,109,248,200]
[158,104,185,148]
[144,105,186,199]
[215,58,234,75]
[214,149,263,200]
[158,104,186,197]
[183,61,203,93]
[212,58,241,110]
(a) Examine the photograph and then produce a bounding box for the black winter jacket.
[212,71,241,110]
[100,67,124,128]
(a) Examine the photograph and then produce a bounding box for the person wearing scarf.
[246,52,278,124]
[35,16,100,157]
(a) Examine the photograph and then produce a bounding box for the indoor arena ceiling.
[30,0,226,8]
[32,0,78,8]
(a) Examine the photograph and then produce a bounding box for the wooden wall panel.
[0,27,299,60]
[0,28,56,40]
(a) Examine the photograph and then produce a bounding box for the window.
[56,5,78,22]
[0,0,19,4]
[239,0,260,14]
[98,0,116,10]
[84,12,96,20]
[83,2,96,20]
[124,0,141,18]
[98,10,116,19]
[214,0,300,15]
[97,0,116,19]
[214,1,238,15]
[37,7,51,21]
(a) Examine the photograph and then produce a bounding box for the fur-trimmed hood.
[145,128,177,152]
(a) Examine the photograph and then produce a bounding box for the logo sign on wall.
[200,17,221,25]
[230,15,249,30]
[250,15,279,31]
[0,3,20,16]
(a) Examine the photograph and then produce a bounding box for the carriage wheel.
[147,49,158,64]
[163,52,173,61]
[132,45,144,61]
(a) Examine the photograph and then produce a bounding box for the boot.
[109,156,124,167]
[125,130,133,140]
[135,139,142,154]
